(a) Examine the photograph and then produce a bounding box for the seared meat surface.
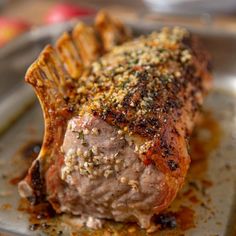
[18,12,212,229]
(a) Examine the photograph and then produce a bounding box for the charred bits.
[154,213,177,230]
[167,159,179,171]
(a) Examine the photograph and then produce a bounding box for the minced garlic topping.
[72,27,194,140]
[61,126,124,182]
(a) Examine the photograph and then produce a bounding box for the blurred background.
[0,0,236,47]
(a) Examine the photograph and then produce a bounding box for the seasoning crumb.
[84,129,90,135]
[128,180,139,191]
[128,226,136,233]
[120,177,127,184]
[91,128,99,135]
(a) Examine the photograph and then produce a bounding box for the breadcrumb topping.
[72,27,196,143]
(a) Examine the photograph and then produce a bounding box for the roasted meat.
[18,12,212,229]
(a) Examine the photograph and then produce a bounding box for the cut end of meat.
[46,113,177,228]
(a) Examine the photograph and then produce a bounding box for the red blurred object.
[0,18,30,47]
[45,3,95,24]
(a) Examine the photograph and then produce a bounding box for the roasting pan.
[0,18,236,236]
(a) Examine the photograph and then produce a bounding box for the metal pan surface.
[0,19,235,236]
